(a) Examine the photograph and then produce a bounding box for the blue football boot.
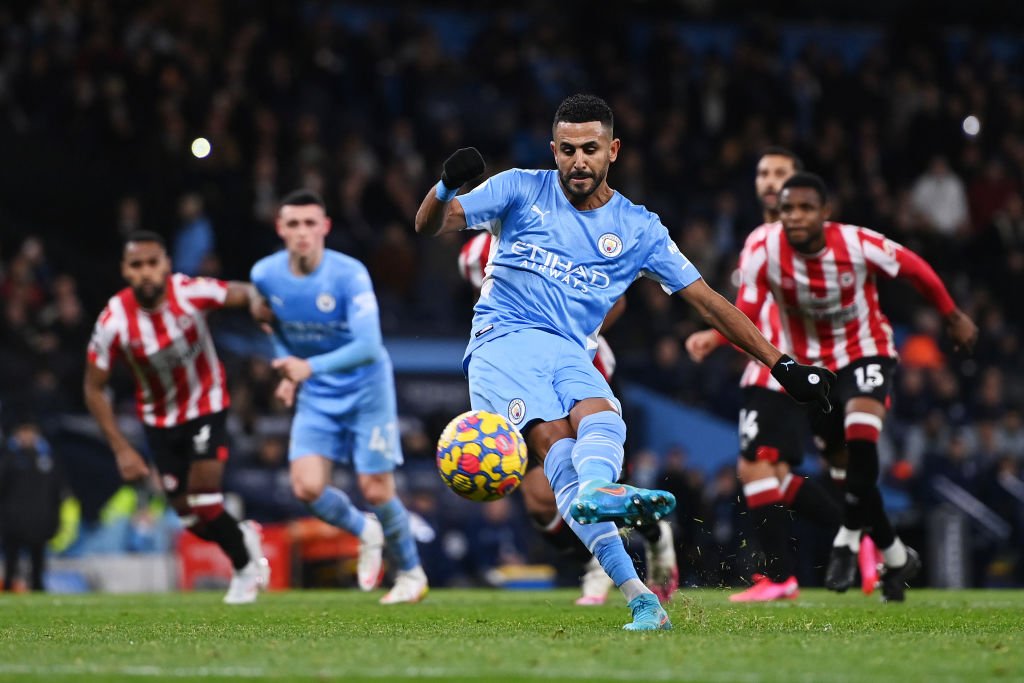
[623,593,672,631]
[570,480,676,527]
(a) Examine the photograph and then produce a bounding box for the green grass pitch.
[0,589,1021,682]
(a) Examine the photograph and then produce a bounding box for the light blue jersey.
[458,168,701,429]
[458,169,701,364]
[250,250,401,470]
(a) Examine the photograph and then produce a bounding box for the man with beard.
[84,230,270,604]
[415,94,835,629]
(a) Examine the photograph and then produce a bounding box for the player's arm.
[222,281,274,325]
[415,147,486,236]
[272,280,384,383]
[83,362,151,481]
[864,232,979,352]
[677,280,834,410]
[600,296,627,332]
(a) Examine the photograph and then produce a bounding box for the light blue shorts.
[289,367,403,474]
[466,328,620,430]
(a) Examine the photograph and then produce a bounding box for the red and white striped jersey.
[738,298,785,391]
[458,231,617,381]
[458,230,496,290]
[736,221,955,371]
[87,273,231,427]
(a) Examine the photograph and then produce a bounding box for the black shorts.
[738,387,808,466]
[811,356,896,456]
[144,411,229,496]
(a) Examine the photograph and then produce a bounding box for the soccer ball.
[436,410,528,502]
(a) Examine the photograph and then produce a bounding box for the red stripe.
[148,309,191,423]
[755,446,780,463]
[857,230,897,359]
[845,424,881,443]
[775,229,810,364]
[746,488,783,508]
[802,244,834,365]
[781,476,804,507]
[166,284,211,416]
[829,226,865,364]
[120,290,168,426]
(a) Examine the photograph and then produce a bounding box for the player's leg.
[468,331,668,630]
[351,368,426,604]
[150,414,266,604]
[844,395,919,602]
[536,426,669,630]
[519,464,610,605]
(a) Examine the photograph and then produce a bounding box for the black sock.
[202,511,250,571]
[789,477,843,530]
[861,487,896,549]
[752,503,793,582]
[635,520,662,544]
[534,516,591,563]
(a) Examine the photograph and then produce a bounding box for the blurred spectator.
[172,193,217,276]
[0,419,65,591]
[909,156,969,238]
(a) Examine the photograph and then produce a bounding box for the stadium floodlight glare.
[962,116,981,137]
[191,137,212,158]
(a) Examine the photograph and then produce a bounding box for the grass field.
[0,588,1021,682]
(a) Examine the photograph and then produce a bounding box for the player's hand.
[441,147,486,190]
[684,329,722,363]
[274,378,297,408]
[770,354,837,413]
[945,308,978,354]
[113,445,151,482]
[272,356,313,383]
[249,293,275,327]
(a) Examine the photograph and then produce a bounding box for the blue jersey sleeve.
[249,259,289,359]
[457,169,524,234]
[640,220,702,293]
[305,265,384,375]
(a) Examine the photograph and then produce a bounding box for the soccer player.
[416,94,834,629]
[459,233,678,605]
[728,172,978,601]
[685,149,844,602]
[251,189,427,604]
[84,230,269,604]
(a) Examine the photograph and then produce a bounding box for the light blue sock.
[372,497,420,572]
[309,487,366,536]
[572,412,626,486]
[545,438,638,587]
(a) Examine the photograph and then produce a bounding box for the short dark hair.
[553,94,614,135]
[123,230,166,249]
[760,146,804,171]
[781,172,828,204]
[280,189,325,209]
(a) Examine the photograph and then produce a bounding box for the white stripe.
[586,529,620,554]
[766,227,795,358]
[819,246,850,368]
[161,308,202,422]
[742,477,781,498]
[829,467,847,480]
[177,514,198,527]
[844,412,883,430]
[790,254,820,361]
[842,227,879,358]
[574,455,623,474]
[779,473,794,495]
[193,306,225,414]
[137,313,179,425]
[186,493,224,507]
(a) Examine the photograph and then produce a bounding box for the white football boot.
[357,514,385,591]
[379,566,429,605]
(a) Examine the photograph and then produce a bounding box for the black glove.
[770,354,836,413]
[441,147,486,190]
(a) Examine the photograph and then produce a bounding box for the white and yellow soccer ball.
[436,410,528,502]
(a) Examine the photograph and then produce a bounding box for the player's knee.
[359,473,395,506]
[291,476,325,503]
[525,420,574,460]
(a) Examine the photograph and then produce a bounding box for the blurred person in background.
[83,230,270,604]
[0,419,65,592]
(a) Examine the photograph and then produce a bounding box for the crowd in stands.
[0,1,1022,587]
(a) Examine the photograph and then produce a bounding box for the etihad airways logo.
[511,240,610,292]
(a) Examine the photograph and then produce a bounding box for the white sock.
[833,526,861,552]
[881,538,907,568]
[619,578,652,602]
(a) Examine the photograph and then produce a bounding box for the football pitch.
[0,589,1021,683]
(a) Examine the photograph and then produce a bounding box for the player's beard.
[133,281,165,308]
[559,167,606,201]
